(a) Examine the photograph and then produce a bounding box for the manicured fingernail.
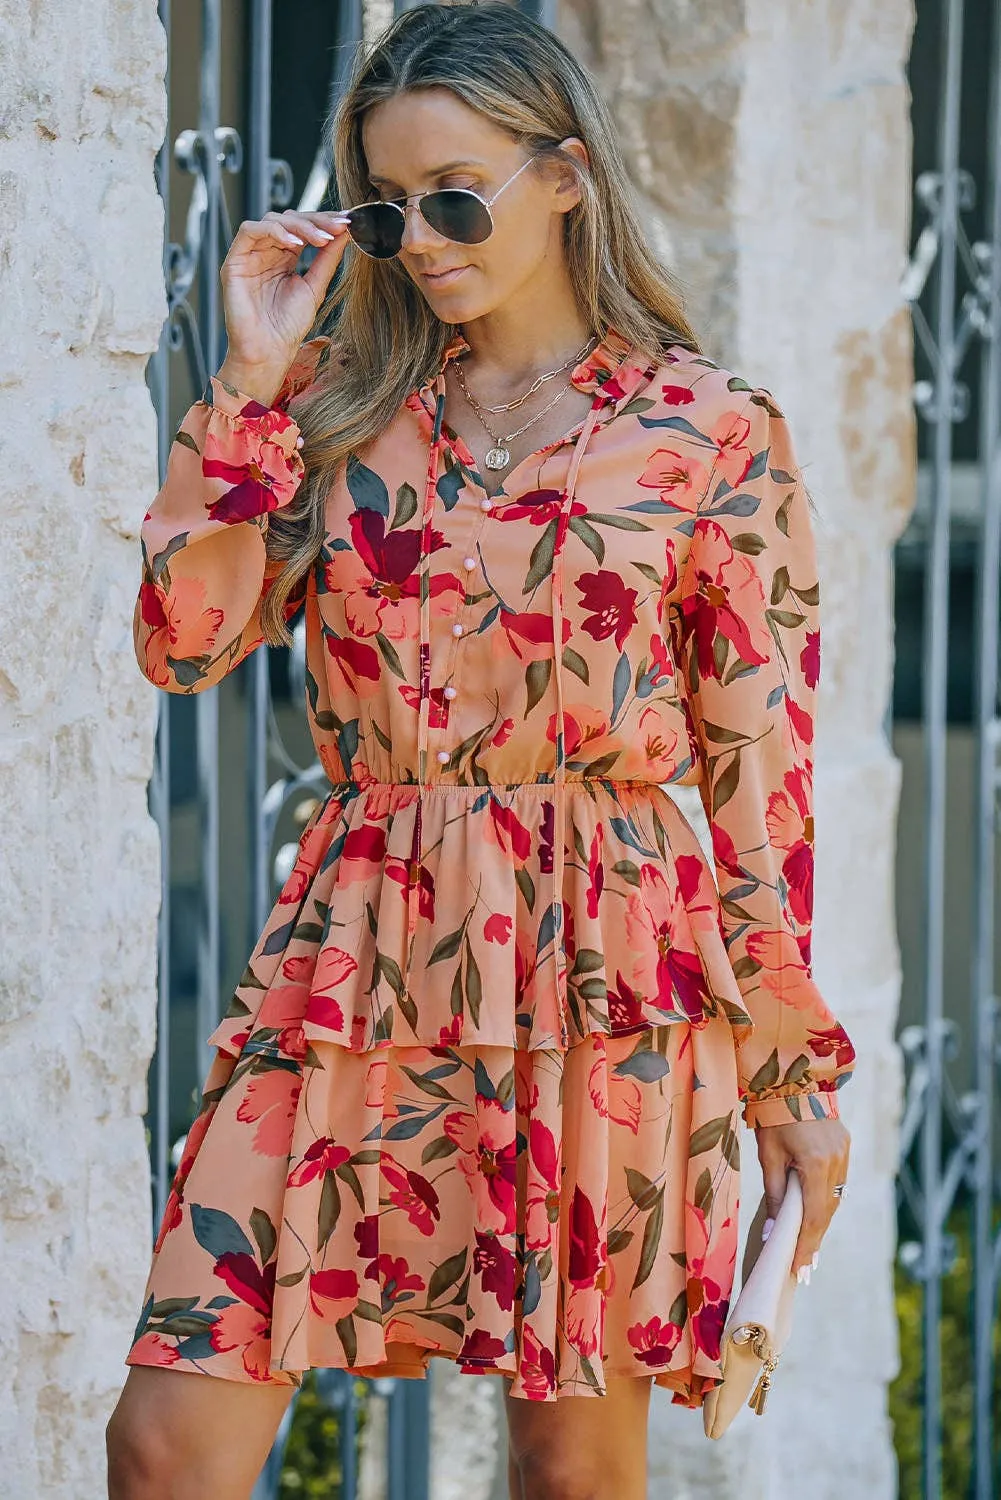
[313,230,337,242]
[284,234,304,246]
[811,1252,819,1271]
[796,1265,811,1286]
[761,1217,775,1242]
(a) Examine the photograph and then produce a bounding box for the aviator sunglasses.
[341,156,537,260]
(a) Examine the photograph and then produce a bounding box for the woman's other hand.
[756,1116,851,1277]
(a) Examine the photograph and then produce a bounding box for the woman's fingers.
[755,1117,850,1276]
[261,209,351,250]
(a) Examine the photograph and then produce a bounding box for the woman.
[108,4,855,1497]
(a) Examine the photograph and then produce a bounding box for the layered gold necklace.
[453,334,597,473]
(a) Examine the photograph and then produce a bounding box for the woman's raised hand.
[217,208,352,406]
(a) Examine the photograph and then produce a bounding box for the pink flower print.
[766,764,814,926]
[364,1057,387,1108]
[565,1282,603,1360]
[256,983,309,1060]
[287,1138,351,1189]
[131,1331,181,1367]
[483,797,532,864]
[443,1100,517,1235]
[139,577,224,687]
[545,704,610,759]
[636,706,680,779]
[576,570,639,652]
[685,1200,736,1362]
[473,1231,516,1312]
[624,863,710,1025]
[627,1315,683,1367]
[278,866,310,905]
[236,1069,301,1157]
[209,1302,273,1380]
[638,449,709,512]
[587,1040,642,1136]
[807,1021,857,1072]
[647,632,675,688]
[309,1267,361,1321]
[483,913,512,945]
[679,520,771,678]
[744,930,834,1018]
[380,1160,441,1237]
[201,408,303,524]
[325,634,381,696]
[710,410,754,489]
[783,691,814,753]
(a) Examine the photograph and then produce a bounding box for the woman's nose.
[400,200,446,255]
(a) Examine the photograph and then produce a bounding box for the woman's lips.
[421,266,469,288]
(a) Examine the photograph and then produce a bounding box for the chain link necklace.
[454,333,597,415]
[455,372,573,472]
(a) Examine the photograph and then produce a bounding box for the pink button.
[451,623,464,637]
[295,436,304,449]
[480,498,493,512]
[436,750,449,764]
[463,556,477,571]
[444,686,457,700]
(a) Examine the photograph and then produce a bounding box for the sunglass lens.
[421,190,493,245]
[347,203,404,259]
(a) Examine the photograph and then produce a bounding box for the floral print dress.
[127,329,856,1405]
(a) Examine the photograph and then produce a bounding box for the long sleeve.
[134,338,330,693]
[674,391,856,1128]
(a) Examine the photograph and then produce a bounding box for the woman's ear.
[550,136,590,211]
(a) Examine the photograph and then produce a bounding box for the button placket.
[430,505,491,776]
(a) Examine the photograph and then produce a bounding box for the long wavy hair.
[261,0,700,645]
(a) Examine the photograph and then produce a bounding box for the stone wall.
[0,2,165,1494]
[556,0,915,1494]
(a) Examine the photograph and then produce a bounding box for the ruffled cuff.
[742,1088,843,1129]
[186,377,306,527]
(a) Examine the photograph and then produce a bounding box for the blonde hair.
[262,0,700,645]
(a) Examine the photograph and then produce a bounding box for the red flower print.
[685,1199,736,1363]
[567,1186,601,1286]
[385,856,436,920]
[473,1231,516,1311]
[153,1189,184,1254]
[586,825,604,921]
[309,1266,360,1321]
[576,571,639,652]
[483,913,512,945]
[377,1255,425,1307]
[325,634,381,695]
[341,825,387,881]
[638,449,710,513]
[492,717,515,748]
[459,1328,508,1365]
[354,1213,380,1270]
[624,864,710,1025]
[525,1116,561,1252]
[766,764,814,926]
[627,1315,683,1367]
[255,982,309,1060]
[380,1160,441,1236]
[518,1325,557,1399]
[209,1301,273,1380]
[711,823,743,879]
[495,489,584,526]
[443,1100,517,1235]
[545,704,610,759]
[201,408,303,524]
[437,1015,462,1046]
[278,866,310,905]
[710,410,754,489]
[287,1138,351,1189]
[495,608,570,664]
[398,682,452,731]
[483,797,532,864]
[130,1331,181,1367]
[236,1069,301,1157]
[801,628,820,689]
[661,384,695,406]
[679,519,771,679]
[783,691,814,752]
[312,945,359,993]
[807,1021,857,1071]
[647,632,675,688]
[140,577,224,687]
[212,1252,275,1317]
[607,971,645,1034]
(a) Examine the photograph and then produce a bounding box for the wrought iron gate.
[147,2,551,1495]
[896,0,1001,1496]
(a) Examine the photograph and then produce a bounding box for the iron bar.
[971,1,1001,1493]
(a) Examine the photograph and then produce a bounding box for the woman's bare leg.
[504,1374,653,1500]
[106,1366,295,1500]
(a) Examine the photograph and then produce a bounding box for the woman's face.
[360,88,584,324]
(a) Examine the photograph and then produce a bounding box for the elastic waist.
[324,777,666,797]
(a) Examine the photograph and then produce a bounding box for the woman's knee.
[105,1399,174,1498]
[511,1444,602,1500]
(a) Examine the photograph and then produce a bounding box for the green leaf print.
[399,1064,458,1102]
[523,1254,542,1315]
[428,927,464,966]
[614,1051,670,1082]
[346,455,390,515]
[731,532,767,555]
[625,1168,662,1213]
[465,943,483,1026]
[694,1167,714,1216]
[569,514,605,563]
[249,1208,277,1265]
[562,645,590,683]
[688,1115,730,1157]
[190,1205,254,1260]
[748,1052,781,1096]
[607,1228,635,1256]
[711,751,742,817]
[611,652,630,721]
[611,858,641,887]
[389,481,418,530]
[336,1314,357,1366]
[318,1172,342,1250]
[375,632,405,678]
[335,1160,366,1210]
[632,1188,665,1290]
[172,428,200,455]
[428,1248,468,1305]
[525,657,552,716]
[421,1136,459,1165]
[524,518,558,592]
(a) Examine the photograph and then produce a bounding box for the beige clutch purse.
[702,1170,803,1439]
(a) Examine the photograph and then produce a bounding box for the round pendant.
[484,445,511,472]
